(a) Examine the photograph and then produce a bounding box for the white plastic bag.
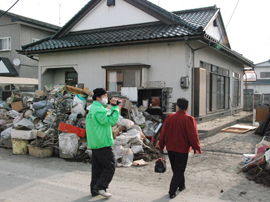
[112,145,133,167]
[131,145,144,154]
[117,118,134,130]
[71,104,85,116]
[1,127,12,139]
[73,95,86,108]
[7,110,19,118]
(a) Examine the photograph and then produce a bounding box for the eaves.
[18,34,204,55]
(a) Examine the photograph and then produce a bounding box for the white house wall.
[39,41,191,104]
[247,66,270,93]
[38,41,245,112]
[193,41,245,109]
[71,0,159,32]
[205,21,222,42]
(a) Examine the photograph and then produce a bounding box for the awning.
[244,71,257,82]
[0,76,38,85]
[102,63,151,69]
[0,57,18,76]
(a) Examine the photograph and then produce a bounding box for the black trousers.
[90,147,115,193]
[168,151,188,195]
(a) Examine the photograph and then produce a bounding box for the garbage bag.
[1,127,12,139]
[35,107,49,119]
[7,110,20,118]
[143,120,155,137]
[112,145,133,167]
[71,104,85,116]
[117,118,134,130]
[154,157,166,173]
[73,95,86,108]
[32,100,47,110]
[131,145,144,154]
[14,118,34,129]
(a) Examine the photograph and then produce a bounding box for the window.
[260,72,270,78]
[201,61,230,112]
[65,72,78,87]
[0,37,11,51]
[106,69,141,91]
[102,63,150,91]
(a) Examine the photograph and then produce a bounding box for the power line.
[0,0,20,18]
[226,0,240,29]
[216,0,240,47]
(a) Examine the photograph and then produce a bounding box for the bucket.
[142,99,149,108]
[12,138,29,154]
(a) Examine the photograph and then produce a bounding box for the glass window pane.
[108,71,117,91]
[123,69,141,88]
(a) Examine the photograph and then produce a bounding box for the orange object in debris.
[64,85,93,96]
[58,122,86,138]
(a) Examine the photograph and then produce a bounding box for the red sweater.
[159,110,201,154]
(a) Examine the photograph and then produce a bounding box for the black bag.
[154,157,166,173]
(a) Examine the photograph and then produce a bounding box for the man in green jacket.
[85,88,119,198]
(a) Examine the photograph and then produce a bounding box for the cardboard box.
[35,90,45,97]
[11,101,23,112]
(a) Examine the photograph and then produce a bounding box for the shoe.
[169,193,177,199]
[179,185,186,192]
[96,189,112,198]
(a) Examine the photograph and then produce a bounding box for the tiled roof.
[17,1,253,66]
[173,6,218,29]
[256,60,270,67]
[20,0,207,53]
[21,23,201,52]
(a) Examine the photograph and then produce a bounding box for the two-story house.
[0,9,60,100]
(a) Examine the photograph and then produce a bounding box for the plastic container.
[12,138,29,154]
[142,99,149,108]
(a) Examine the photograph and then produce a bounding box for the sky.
[0,0,270,64]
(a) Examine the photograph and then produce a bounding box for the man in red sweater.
[159,97,201,199]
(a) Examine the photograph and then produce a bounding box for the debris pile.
[240,134,270,186]
[0,85,162,167]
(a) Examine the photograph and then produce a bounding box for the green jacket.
[86,101,119,149]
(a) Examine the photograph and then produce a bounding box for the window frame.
[200,61,230,112]
[0,37,11,51]
[106,68,142,91]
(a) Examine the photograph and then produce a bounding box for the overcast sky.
[1,0,269,64]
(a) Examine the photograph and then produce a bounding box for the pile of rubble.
[0,85,162,167]
[240,135,270,186]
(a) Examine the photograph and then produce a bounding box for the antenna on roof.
[58,3,61,26]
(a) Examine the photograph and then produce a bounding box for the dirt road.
[0,128,268,202]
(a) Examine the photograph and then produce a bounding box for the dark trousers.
[168,151,188,195]
[90,147,115,194]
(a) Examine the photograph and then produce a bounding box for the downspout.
[184,37,208,116]
[26,50,39,62]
